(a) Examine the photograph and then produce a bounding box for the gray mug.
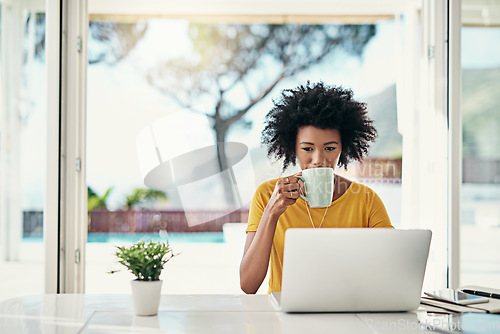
[297,167,335,208]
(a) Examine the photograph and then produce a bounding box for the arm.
[239,176,300,294]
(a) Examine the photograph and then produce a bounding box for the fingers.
[281,175,300,185]
[279,176,300,200]
[292,172,306,196]
[282,182,300,194]
[269,176,301,216]
[284,190,299,200]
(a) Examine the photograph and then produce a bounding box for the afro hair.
[261,81,377,171]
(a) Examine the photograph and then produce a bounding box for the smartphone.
[424,289,489,305]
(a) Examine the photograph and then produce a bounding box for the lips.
[306,165,333,169]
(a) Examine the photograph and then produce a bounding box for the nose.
[312,150,327,167]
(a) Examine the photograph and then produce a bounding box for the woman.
[240,82,394,294]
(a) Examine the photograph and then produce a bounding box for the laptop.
[273,228,431,313]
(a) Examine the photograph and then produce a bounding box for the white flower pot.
[130,280,163,316]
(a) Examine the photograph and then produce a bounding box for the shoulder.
[248,178,280,219]
[350,181,371,191]
[348,181,379,198]
[347,181,387,207]
[256,178,279,192]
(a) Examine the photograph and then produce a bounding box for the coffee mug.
[297,167,334,208]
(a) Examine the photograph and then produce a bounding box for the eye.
[325,147,337,152]
[301,147,313,152]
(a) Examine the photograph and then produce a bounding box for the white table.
[0,294,456,333]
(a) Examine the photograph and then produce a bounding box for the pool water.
[23,232,225,243]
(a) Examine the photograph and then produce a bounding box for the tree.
[87,21,147,64]
[144,23,376,205]
[123,188,167,210]
[31,15,147,64]
[87,186,112,211]
[87,186,167,211]
[81,21,376,206]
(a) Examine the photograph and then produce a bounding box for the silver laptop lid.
[280,228,431,313]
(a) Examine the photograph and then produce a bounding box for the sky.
[17,22,500,210]
[462,27,500,69]
[85,20,400,210]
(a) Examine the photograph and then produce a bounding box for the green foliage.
[114,240,175,281]
[87,186,168,211]
[88,186,112,211]
[88,21,148,64]
[124,188,167,209]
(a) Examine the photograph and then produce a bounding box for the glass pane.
[460,4,500,286]
[86,18,401,294]
[0,10,47,301]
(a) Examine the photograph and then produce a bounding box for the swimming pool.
[23,232,225,243]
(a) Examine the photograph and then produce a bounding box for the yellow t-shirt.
[246,178,394,293]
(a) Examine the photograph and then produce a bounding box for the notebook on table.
[421,285,500,314]
[272,228,432,313]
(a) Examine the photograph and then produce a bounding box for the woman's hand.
[240,172,303,294]
[266,173,302,217]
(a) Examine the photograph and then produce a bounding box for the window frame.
[44,0,459,293]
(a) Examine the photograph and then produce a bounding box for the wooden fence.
[463,158,500,183]
[23,211,44,234]
[88,209,249,233]
[341,158,402,182]
[23,209,249,234]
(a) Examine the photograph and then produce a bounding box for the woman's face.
[295,126,342,170]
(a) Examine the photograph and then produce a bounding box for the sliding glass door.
[0,1,47,301]
[460,0,500,287]
[1,0,460,298]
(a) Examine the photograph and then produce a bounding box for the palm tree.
[87,186,112,211]
[123,188,167,210]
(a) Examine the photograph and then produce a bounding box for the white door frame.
[45,0,88,294]
[447,0,461,290]
[0,0,24,262]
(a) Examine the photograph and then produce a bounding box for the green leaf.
[111,240,176,281]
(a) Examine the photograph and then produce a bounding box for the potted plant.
[112,240,176,316]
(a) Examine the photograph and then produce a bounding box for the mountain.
[462,66,500,159]
[359,66,500,159]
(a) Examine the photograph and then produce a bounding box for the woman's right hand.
[240,172,303,294]
[266,173,302,217]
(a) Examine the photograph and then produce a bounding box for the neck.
[332,174,351,201]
